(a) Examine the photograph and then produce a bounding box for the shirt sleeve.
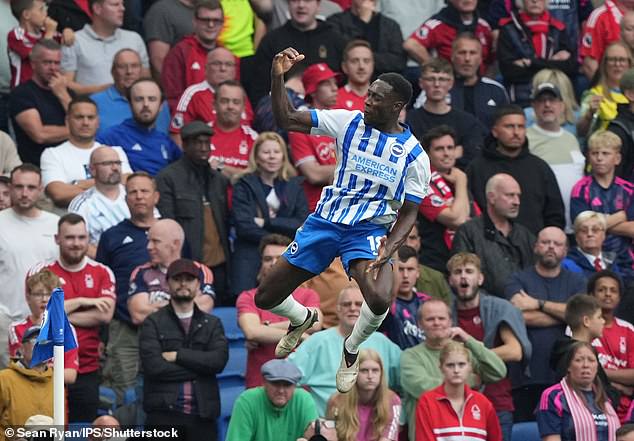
[403,145,431,204]
[288,132,317,166]
[408,20,437,49]
[132,32,150,69]
[309,109,355,139]
[112,146,133,174]
[7,29,33,60]
[195,262,216,299]
[61,43,78,74]
[536,389,564,437]
[382,394,402,440]
[128,266,148,297]
[503,271,524,300]
[580,14,605,60]
[143,4,174,44]
[99,266,117,299]
[40,148,66,186]
[235,291,258,315]
[419,192,450,222]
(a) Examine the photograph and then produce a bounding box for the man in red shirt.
[30,213,115,423]
[335,39,374,112]
[208,80,258,179]
[236,234,321,388]
[288,63,339,211]
[161,0,224,113]
[170,47,253,145]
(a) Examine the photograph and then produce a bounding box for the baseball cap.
[531,82,562,101]
[22,326,41,343]
[621,68,634,92]
[302,63,341,97]
[166,259,199,279]
[261,359,302,384]
[181,120,214,140]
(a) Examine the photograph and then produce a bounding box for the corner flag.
[31,287,77,367]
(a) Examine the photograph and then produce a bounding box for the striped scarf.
[519,11,551,59]
[560,378,620,441]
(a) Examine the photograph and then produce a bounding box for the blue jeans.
[497,410,513,441]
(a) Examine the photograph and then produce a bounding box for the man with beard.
[447,251,530,441]
[68,146,129,258]
[504,226,586,422]
[97,78,181,176]
[30,212,116,423]
[140,258,228,440]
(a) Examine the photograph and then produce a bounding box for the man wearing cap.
[140,258,228,440]
[609,68,634,183]
[288,63,338,211]
[527,82,584,233]
[225,359,319,441]
[156,120,231,304]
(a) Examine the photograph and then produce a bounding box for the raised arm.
[271,48,314,134]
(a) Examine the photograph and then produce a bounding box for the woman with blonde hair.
[525,68,580,134]
[230,131,309,295]
[326,349,401,441]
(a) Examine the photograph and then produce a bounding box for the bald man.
[128,219,215,326]
[453,173,536,297]
[69,146,130,258]
[88,415,120,441]
[504,226,586,422]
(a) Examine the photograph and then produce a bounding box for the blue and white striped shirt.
[310,109,431,226]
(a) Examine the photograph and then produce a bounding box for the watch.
[538,299,546,311]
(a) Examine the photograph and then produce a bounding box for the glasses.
[207,61,236,69]
[339,301,363,309]
[421,76,452,84]
[605,57,631,65]
[114,62,141,71]
[29,291,51,299]
[93,160,122,167]
[578,226,605,234]
[196,16,224,26]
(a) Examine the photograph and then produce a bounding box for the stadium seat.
[218,339,247,380]
[217,385,245,441]
[511,421,540,441]
[213,307,244,340]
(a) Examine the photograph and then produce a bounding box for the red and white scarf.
[519,11,551,59]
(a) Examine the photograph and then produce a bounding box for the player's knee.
[365,290,390,314]
[254,284,273,310]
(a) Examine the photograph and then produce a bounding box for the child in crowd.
[618,424,634,441]
[8,0,74,88]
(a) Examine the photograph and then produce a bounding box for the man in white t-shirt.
[41,96,132,208]
[69,146,130,258]
[0,164,59,367]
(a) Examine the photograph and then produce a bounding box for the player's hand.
[272,48,305,76]
[365,236,389,279]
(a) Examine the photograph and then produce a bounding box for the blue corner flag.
[30,287,77,368]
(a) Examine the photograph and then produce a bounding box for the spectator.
[505,226,586,422]
[0,0,18,133]
[288,63,338,212]
[608,68,634,183]
[9,39,70,167]
[156,121,231,304]
[0,164,58,367]
[570,130,634,282]
[449,32,509,130]
[170,47,254,136]
[140,258,228,440]
[161,0,223,113]
[214,0,260,58]
[403,0,494,74]
[335,39,373,111]
[96,171,159,403]
[497,0,576,107]
[250,0,345,104]
[67,146,130,258]
[589,271,634,422]
[8,269,79,384]
[537,341,621,439]
[581,0,634,80]
[91,49,171,137]
[403,223,453,305]
[205,81,258,178]
[225,359,318,441]
[0,326,53,431]
[41,96,132,209]
[623,11,634,56]
[418,125,481,273]
[128,218,215,326]
[563,211,625,278]
[326,349,401,441]
[97,78,182,176]
[327,0,405,76]
[416,341,503,441]
[0,176,10,210]
[32,213,115,423]
[400,298,507,441]
[231,132,308,295]
[453,173,535,297]
[237,234,322,388]
[619,425,634,441]
[61,0,149,95]
[578,42,632,138]
[88,415,120,441]
[466,105,566,234]
[407,58,487,169]
[250,0,343,31]
[526,82,584,232]
[448,252,531,441]
[288,286,402,416]
[0,131,22,176]
[380,245,430,350]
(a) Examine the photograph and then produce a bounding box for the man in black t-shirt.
[9,39,70,166]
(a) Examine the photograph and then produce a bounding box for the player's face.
[0,182,11,210]
[448,264,482,305]
[419,302,451,340]
[440,351,471,386]
[523,0,546,16]
[356,359,382,394]
[126,176,159,219]
[168,273,199,302]
[193,7,224,45]
[130,81,161,127]
[567,345,598,389]
[112,50,142,91]
[428,135,457,173]
[9,170,42,212]
[313,78,338,109]
[588,147,621,178]
[215,85,244,127]
[206,49,236,87]
[258,244,286,281]
[264,380,296,407]
[575,219,606,254]
[342,46,374,86]
[56,221,89,265]
[532,93,564,127]
[451,39,481,80]
[364,80,399,127]
[68,102,99,142]
[395,257,419,297]
[492,114,526,151]
[27,282,51,316]
[336,289,364,329]
[94,0,125,28]
[255,140,284,175]
[419,70,453,103]
[592,277,621,312]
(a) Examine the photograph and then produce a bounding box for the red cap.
[302,63,340,97]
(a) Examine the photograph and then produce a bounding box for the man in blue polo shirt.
[97,78,181,175]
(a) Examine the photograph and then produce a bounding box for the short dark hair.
[10,164,41,183]
[617,424,634,437]
[452,32,482,52]
[0,176,9,186]
[420,57,453,76]
[68,95,97,114]
[30,39,62,60]
[396,245,418,263]
[216,79,245,95]
[126,171,157,190]
[126,78,163,102]
[421,125,457,151]
[11,0,36,20]
[565,294,601,330]
[194,0,222,15]
[492,104,525,126]
[258,234,292,256]
[343,39,373,61]
[58,213,86,230]
[587,270,624,298]
[376,72,413,106]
